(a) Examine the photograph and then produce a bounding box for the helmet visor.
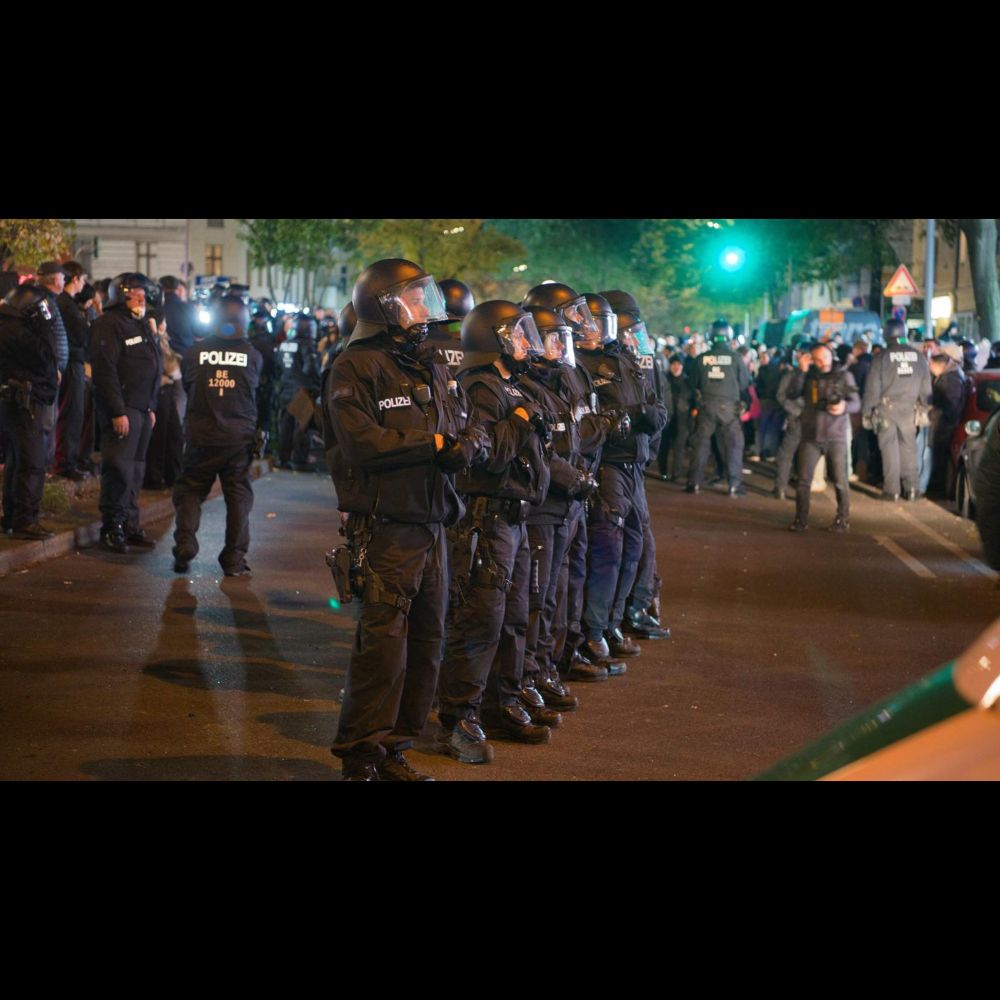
[540,326,576,368]
[593,311,618,345]
[496,313,544,361]
[620,319,654,356]
[559,297,600,338]
[378,275,449,330]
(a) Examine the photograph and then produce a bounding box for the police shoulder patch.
[330,386,353,401]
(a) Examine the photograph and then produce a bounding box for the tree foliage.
[0,219,71,270]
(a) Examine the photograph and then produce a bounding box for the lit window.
[206,244,223,275]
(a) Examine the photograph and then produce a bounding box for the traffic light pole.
[925,219,936,338]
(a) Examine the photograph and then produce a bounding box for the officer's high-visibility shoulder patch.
[330,386,353,401]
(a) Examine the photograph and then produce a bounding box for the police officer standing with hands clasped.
[862,317,932,502]
[90,273,163,554]
[327,259,486,781]
[172,294,263,576]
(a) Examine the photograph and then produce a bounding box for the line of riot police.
[321,259,672,780]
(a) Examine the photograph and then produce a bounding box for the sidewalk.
[0,460,273,577]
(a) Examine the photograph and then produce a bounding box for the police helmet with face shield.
[710,318,734,344]
[581,293,618,345]
[352,258,449,343]
[616,314,655,358]
[523,306,576,368]
[459,300,544,374]
[600,289,642,323]
[338,301,357,341]
[108,273,155,317]
[523,282,600,341]
[3,283,54,335]
[438,278,475,320]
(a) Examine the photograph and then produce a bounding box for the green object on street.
[754,661,971,781]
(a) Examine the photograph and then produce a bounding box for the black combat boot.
[480,704,551,744]
[378,750,435,781]
[537,670,579,711]
[100,524,128,554]
[605,627,641,658]
[518,683,563,728]
[437,719,495,765]
[559,650,609,683]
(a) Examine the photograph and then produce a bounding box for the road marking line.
[873,535,936,578]
[895,506,998,580]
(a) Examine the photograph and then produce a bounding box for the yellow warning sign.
[884,264,920,297]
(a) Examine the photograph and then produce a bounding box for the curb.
[0,460,273,577]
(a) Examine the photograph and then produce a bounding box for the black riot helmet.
[338,301,357,341]
[216,294,251,339]
[600,290,642,322]
[295,313,318,341]
[885,318,908,344]
[351,258,449,343]
[524,305,576,368]
[523,281,600,340]
[438,278,475,320]
[108,273,155,318]
[251,307,273,335]
[581,293,618,346]
[2,282,55,334]
[459,300,544,374]
[616,313,655,358]
[710,318,734,345]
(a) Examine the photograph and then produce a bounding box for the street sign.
[892,295,912,306]
[884,265,920,297]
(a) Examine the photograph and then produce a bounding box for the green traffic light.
[720,246,746,272]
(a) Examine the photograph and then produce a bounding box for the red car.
[948,370,1000,497]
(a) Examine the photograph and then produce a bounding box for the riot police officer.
[172,295,264,575]
[522,285,621,682]
[425,277,474,375]
[686,319,751,496]
[862,318,932,501]
[610,304,672,642]
[90,273,163,553]
[276,313,321,471]
[328,258,485,781]
[519,305,599,713]
[0,284,59,539]
[437,300,553,762]
[249,307,277,454]
[576,294,668,663]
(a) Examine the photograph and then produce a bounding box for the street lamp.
[720,246,746,272]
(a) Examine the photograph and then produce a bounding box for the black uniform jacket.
[518,363,584,522]
[57,291,90,364]
[182,336,263,446]
[90,304,163,419]
[455,363,550,506]
[328,331,477,525]
[0,306,59,405]
[577,342,667,465]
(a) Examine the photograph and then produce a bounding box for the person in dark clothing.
[54,261,91,480]
[773,361,804,500]
[786,343,860,532]
[973,410,1000,569]
[660,354,694,480]
[36,262,69,376]
[160,277,197,355]
[687,320,752,495]
[0,285,60,539]
[248,307,278,455]
[754,347,785,460]
[985,342,1000,370]
[927,352,967,497]
[276,313,321,470]
[90,273,163,553]
[328,259,485,781]
[172,296,263,576]
[862,319,933,501]
[576,297,668,662]
[437,299,553,759]
[143,317,186,490]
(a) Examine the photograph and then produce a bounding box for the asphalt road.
[1,463,997,781]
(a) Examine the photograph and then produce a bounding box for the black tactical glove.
[599,408,631,436]
[435,432,480,473]
[529,411,553,446]
[572,471,599,499]
[626,403,658,433]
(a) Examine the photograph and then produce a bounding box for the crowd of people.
[4,244,998,783]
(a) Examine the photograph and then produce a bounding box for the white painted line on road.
[873,535,936,579]
[895,506,998,580]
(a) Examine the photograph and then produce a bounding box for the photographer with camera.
[786,342,860,533]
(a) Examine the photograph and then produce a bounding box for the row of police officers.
[323,259,671,781]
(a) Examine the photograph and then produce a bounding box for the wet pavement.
[1,463,997,781]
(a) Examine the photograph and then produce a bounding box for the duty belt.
[470,496,529,524]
